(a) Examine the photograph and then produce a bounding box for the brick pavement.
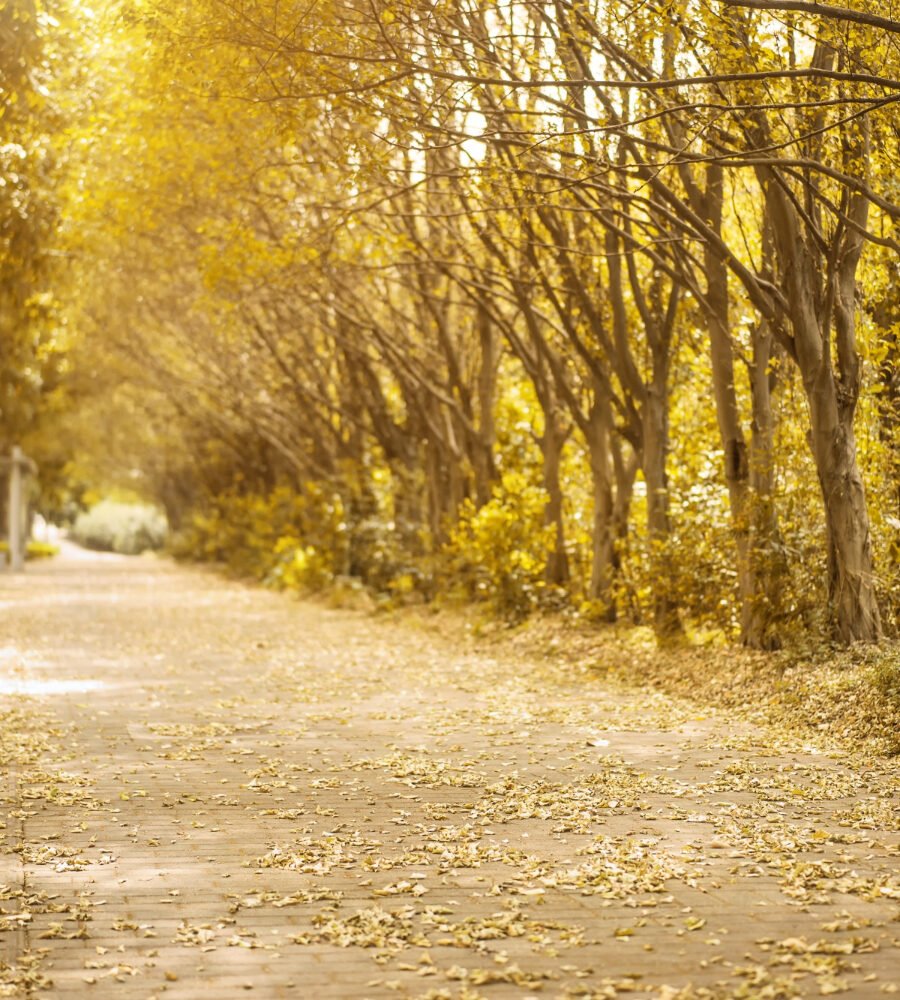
[1,545,898,998]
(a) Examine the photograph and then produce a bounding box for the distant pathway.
[1,546,898,998]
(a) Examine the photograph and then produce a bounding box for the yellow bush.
[443,472,554,618]
[0,540,60,561]
[268,536,334,592]
[171,485,348,591]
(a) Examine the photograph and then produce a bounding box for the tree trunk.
[702,164,787,648]
[473,302,499,507]
[808,399,881,642]
[871,294,900,569]
[642,380,681,639]
[541,410,570,586]
[390,446,425,556]
[745,320,786,649]
[585,394,619,618]
[764,175,881,642]
[424,433,444,545]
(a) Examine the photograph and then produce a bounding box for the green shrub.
[70,501,167,554]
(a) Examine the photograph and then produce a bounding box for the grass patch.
[0,540,60,561]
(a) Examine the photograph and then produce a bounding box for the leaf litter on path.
[1,554,898,997]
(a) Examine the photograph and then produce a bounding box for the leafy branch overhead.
[5,0,900,646]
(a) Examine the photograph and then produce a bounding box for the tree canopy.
[4,0,900,646]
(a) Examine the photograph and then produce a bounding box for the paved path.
[1,547,898,999]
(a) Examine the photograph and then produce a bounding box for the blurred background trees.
[5,0,900,647]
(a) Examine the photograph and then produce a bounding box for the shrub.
[869,646,900,705]
[171,485,350,591]
[443,471,554,619]
[0,541,60,561]
[26,541,60,559]
[70,501,167,554]
[267,536,334,592]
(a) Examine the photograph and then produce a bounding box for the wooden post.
[7,447,33,573]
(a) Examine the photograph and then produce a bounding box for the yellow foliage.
[443,472,555,619]
[172,486,347,592]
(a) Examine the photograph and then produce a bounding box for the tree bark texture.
[765,179,881,642]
